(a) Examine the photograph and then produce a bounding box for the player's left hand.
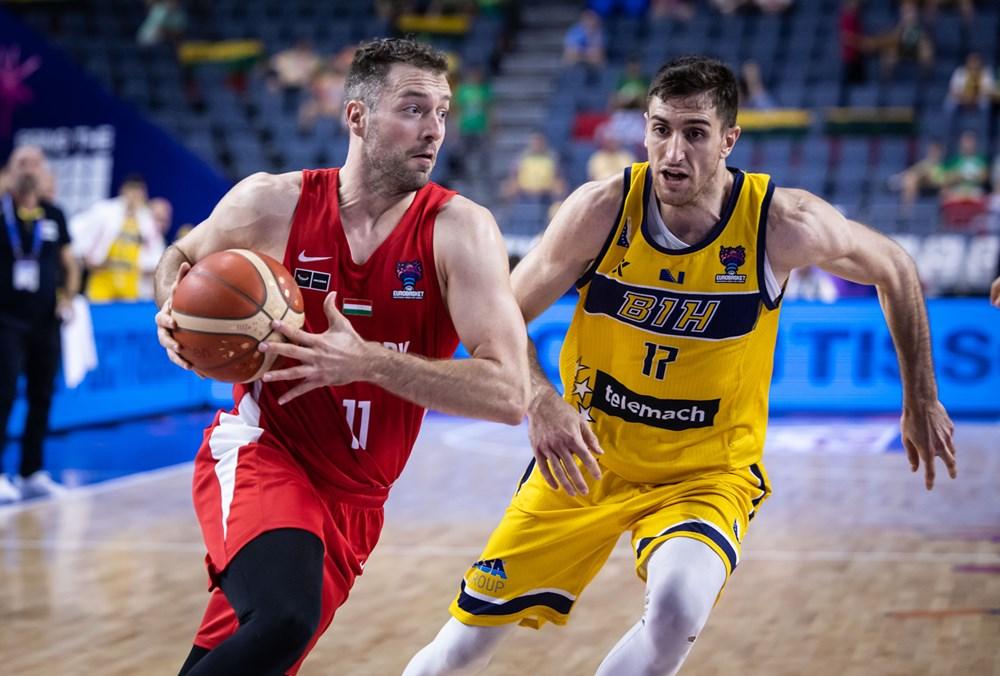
[260,291,372,404]
[900,400,957,491]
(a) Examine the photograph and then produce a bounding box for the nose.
[663,134,685,164]
[422,113,445,144]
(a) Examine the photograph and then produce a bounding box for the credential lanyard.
[2,193,43,260]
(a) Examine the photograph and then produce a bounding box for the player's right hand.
[990,275,1000,308]
[527,388,603,496]
[155,261,194,371]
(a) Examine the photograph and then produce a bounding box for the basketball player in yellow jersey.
[405,56,957,676]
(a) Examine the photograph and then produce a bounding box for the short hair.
[648,56,739,128]
[345,37,449,109]
[120,173,146,189]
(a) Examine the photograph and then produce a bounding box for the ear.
[721,125,741,158]
[345,100,367,136]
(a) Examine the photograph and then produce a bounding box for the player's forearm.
[527,339,560,415]
[154,245,190,307]
[877,255,938,406]
[364,347,528,425]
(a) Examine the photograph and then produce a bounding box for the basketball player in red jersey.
[152,38,529,675]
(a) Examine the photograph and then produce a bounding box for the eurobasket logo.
[393,259,425,300]
[0,46,41,139]
[715,245,747,284]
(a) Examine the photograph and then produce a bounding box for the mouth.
[411,151,435,166]
[661,169,689,184]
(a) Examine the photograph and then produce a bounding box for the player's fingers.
[545,451,576,496]
[262,364,312,383]
[269,320,317,346]
[577,428,604,480]
[278,381,321,406]
[580,423,604,455]
[903,437,919,473]
[556,448,589,495]
[259,338,311,361]
[534,450,560,491]
[938,438,958,479]
[166,349,191,370]
[922,450,936,491]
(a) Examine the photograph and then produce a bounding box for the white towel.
[60,295,98,389]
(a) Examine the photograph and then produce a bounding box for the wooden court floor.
[1,416,998,675]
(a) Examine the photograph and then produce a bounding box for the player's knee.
[645,569,716,643]
[251,601,321,658]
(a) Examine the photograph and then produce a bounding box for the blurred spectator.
[601,100,646,159]
[136,0,187,47]
[70,174,165,302]
[298,61,348,135]
[739,60,777,110]
[839,0,871,104]
[0,146,79,502]
[563,10,605,68]
[614,59,648,110]
[453,66,493,178]
[269,39,322,113]
[650,0,696,21]
[891,140,946,210]
[939,131,988,228]
[946,53,994,112]
[875,0,934,81]
[987,168,1000,234]
[502,133,566,204]
[587,131,636,182]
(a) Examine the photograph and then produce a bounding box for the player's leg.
[402,617,512,675]
[405,460,624,675]
[182,528,324,676]
[595,537,726,676]
[597,464,770,675]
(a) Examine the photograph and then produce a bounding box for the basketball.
[170,249,305,383]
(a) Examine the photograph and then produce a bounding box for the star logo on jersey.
[616,218,631,247]
[716,245,747,283]
[578,404,595,423]
[573,378,592,399]
[393,259,425,300]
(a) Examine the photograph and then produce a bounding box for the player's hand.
[155,261,195,372]
[261,291,370,404]
[900,400,957,491]
[990,276,1000,308]
[527,388,603,496]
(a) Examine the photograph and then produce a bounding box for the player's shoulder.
[558,172,627,223]
[232,171,303,200]
[767,185,828,230]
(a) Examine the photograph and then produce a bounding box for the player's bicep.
[441,212,527,367]
[511,179,620,322]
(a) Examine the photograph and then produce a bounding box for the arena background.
[1,1,998,674]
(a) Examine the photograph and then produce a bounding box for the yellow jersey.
[560,162,781,484]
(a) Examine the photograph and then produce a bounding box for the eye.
[652,125,667,136]
[405,105,421,114]
[687,129,705,140]
[438,109,449,120]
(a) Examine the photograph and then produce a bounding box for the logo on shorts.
[473,558,507,579]
[715,245,747,284]
[393,260,425,300]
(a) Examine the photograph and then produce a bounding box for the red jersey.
[230,168,460,498]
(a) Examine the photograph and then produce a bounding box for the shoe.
[17,471,68,500]
[0,475,21,504]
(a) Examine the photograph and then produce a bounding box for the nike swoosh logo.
[298,250,333,263]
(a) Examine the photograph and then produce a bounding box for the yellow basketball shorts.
[449,459,771,629]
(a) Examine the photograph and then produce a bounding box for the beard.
[361,121,433,195]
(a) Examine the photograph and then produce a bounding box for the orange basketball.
[170,249,305,383]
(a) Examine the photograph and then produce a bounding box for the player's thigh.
[451,463,623,628]
[629,466,766,584]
